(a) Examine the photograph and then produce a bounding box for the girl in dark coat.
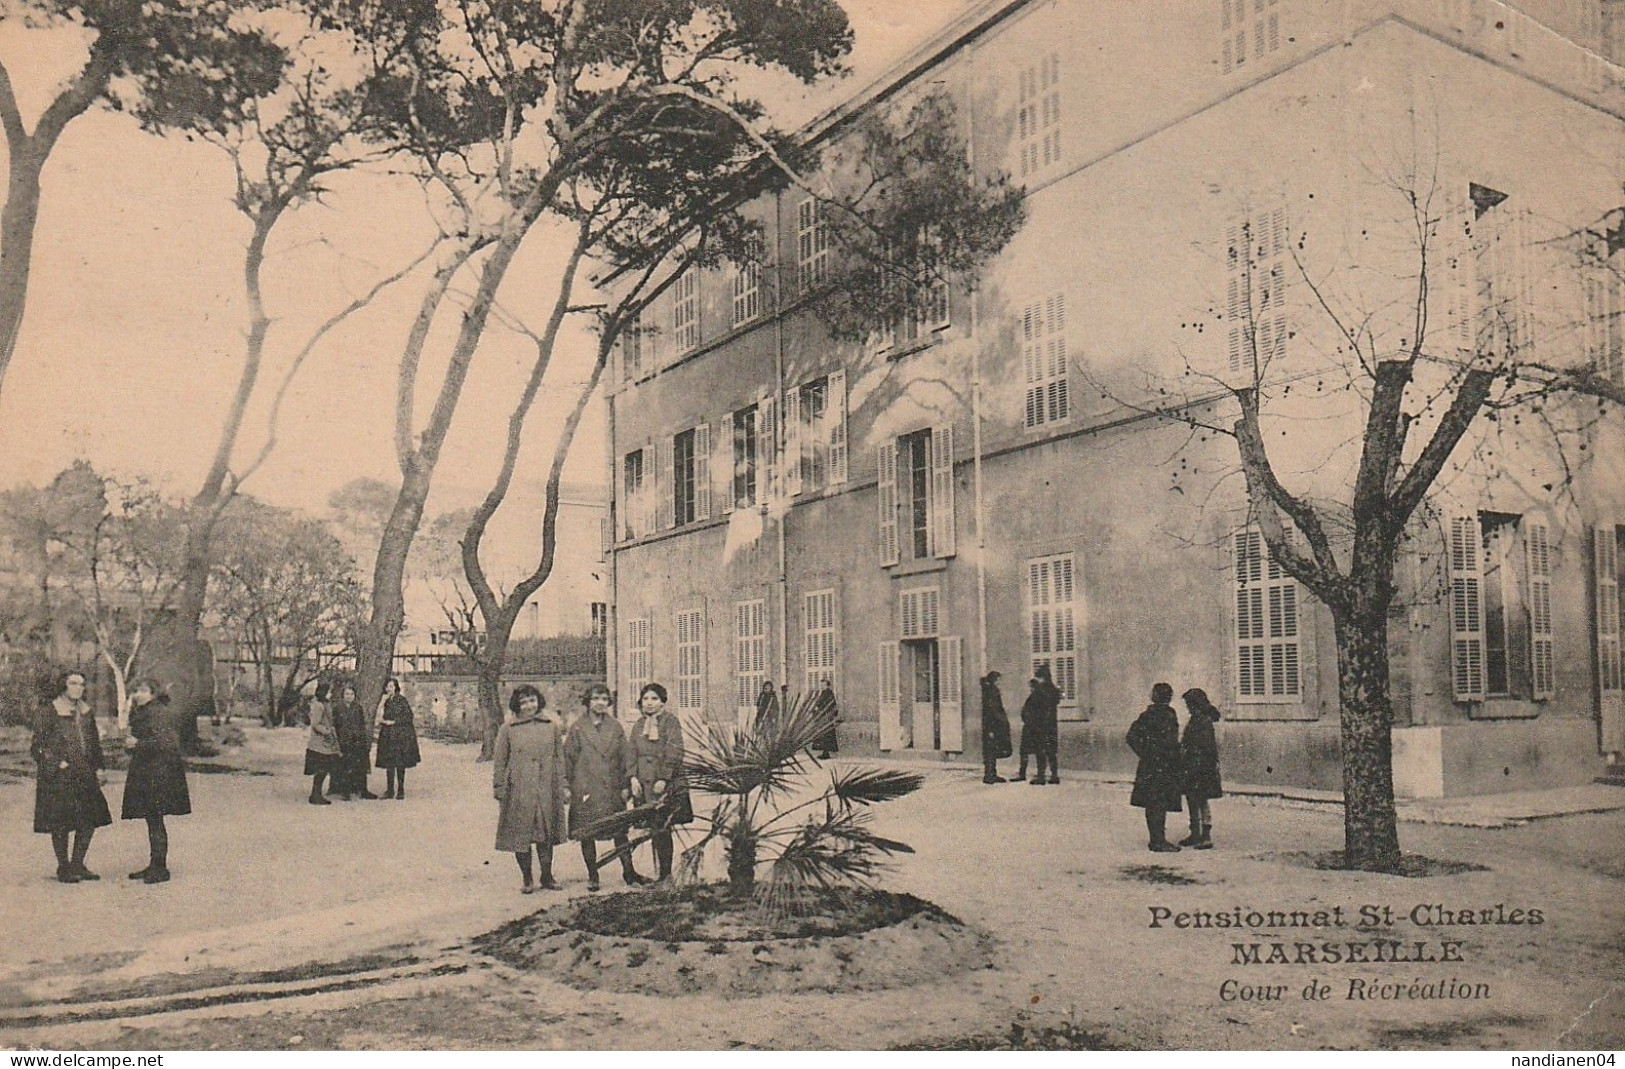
[980,672,1013,783]
[628,682,692,882]
[122,679,190,884]
[754,680,780,735]
[1019,666,1062,785]
[1179,687,1224,849]
[32,671,111,882]
[811,678,840,759]
[374,679,421,799]
[493,685,568,892]
[331,684,377,800]
[564,683,650,891]
[1126,682,1184,852]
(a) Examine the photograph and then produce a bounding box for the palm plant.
[590,693,923,907]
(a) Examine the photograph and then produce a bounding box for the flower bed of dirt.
[474,884,992,997]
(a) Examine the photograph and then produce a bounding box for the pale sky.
[0,1,979,527]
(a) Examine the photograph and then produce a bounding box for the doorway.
[903,638,939,750]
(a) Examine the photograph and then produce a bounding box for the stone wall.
[400,674,606,742]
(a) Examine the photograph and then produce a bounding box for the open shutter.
[1450,514,1486,702]
[828,369,849,486]
[720,414,736,515]
[759,392,777,504]
[783,386,803,497]
[641,440,657,535]
[877,439,899,566]
[1442,187,1478,353]
[930,424,956,558]
[1596,526,1623,751]
[657,437,675,531]
[939,635,963,752]
[878,641,901,750]
[1526,520,1554,700]
[693,423,711,522]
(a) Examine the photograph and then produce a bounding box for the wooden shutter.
[1526,520,1554,700]
[828,369,849,486]
[759,392,777,504]
[1442,187,1478,353]
[1450,514,1486,702]
[720,413,736,515]
[939,635,963,752]
[930,424,956,558]
[1595,526,1623,751]
[878,641,901,750]
[657,437,675,531]
[783,386,802,497]
[1225,223,1244,375]
[693,423,711,522]
[877,439,899,566]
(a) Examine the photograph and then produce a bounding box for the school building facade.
[602,0,1625,797]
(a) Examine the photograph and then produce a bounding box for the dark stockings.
[653,830,675,879]
[51,831,70,868]
[1144,808,1169,846]
[514,843,554,887]
[309,771,328,800]
[71,828,93,867]
[146,816,169,870]
[581,834,640,883]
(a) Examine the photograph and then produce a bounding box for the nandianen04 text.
[1147,902,1544,930]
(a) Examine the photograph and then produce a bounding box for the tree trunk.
[1332,611,1403,873]
[727,819,757,897]
[0,146,44,394]
[476,652,504,763]
[355,464,433,727]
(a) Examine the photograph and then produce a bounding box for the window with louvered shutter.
[657,437,675,530]
[1585,268,1625,386]
[622,314,644,382]
[797,378,828,492]
[877,439,899,566]
[1224,205,1288,375]
[1450,514,1486,701]
[1016,52,1062,178]
[1526,521,1554,699]
[899,587,941,639]
[693,423,711,521]
[621,450,645,540]
[673,269,700,354]
[1027,554,1080,706]
[803,589,839,696]
[827,370,849,486]
[878,641,902,750]
[731,407,758,510]
[1022,293,1070,428]
[797,197,830,290]
[732,261,760,326]
[1234,529,1301,703]
[735,600,766,713]
[626,618,653,702]
[676,608,704,712]
[1221,0,1281,75]
[930,425,956,558]
[1596,526,1623,752]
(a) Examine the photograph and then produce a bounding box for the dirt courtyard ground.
[0,725,1620,1050]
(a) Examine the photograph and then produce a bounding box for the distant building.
[606,0,1625,796]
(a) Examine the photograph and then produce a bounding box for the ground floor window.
[676,608,705,713]
[1234,529,1301,703]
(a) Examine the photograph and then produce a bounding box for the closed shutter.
[878,641,901,750]
[1225,224,1245,374]
[878,439,899,566]
[783,386,802,497]
[693,423,711,521]
[1450,514,1486,701]
[828,369,849,486]
[939,635,964,752]
[930,424,955,558]
[1595,526,1623,751]
[657,436,674,531]
[1526,520,1554,700]
[759,392,777,504]
[1442,187,1478,353]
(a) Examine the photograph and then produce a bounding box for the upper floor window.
[877,425,955,565]
[1225,204,1288,375]
[673,427,699,527]
[731,405,759,509]
[797,197,831,291]
[621,314,644,382]
[1017,52,1062,178]
[732,260,761,326]
[1584,263,1624,386]
[1022,293,1069,427]
[673,270,700,354]
[621,448,646,540]
[659,424,711,529]
[1221,0,1281,75]
[589,602,608,639]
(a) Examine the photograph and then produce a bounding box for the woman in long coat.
[1126,681,1184,852]
[304,682,340,804]
[980,671,1013,784]
[122,679,190,883]
[331,684,376,800]
[628,682,693,882]
[374,679,421,800]
[1179,687,1223,849]
[1019,667,1061,785]
[811,678,840,759]
[493,685,569,892]
[564,683,649,891]
[32,670,111,882]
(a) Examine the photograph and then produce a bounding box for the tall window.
[1585,266,1624,386]
[877,425,954,565]
[1234,529,1301,702]
[797,197,830,290]
[1226,206,1288,374]
[670,426,709,526]
[735,599,766,710]
[673,270,700,354]
[785,372,848,496]
[622,314,644,382]
[1458,512,1555,702]
[732,261,760,326]
[1221,0,1281,75]
[626,618,652,701]
[1016,52,1061,178]
[1022,293,1069,427]
[902,430,931,561]
[621,449,645,539]
[732,405,759,509]
[676,608,704,712]
[804,589,838,695]
[590,602,608,639]
[799,379,828,491]
[1027,554,1079,705]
